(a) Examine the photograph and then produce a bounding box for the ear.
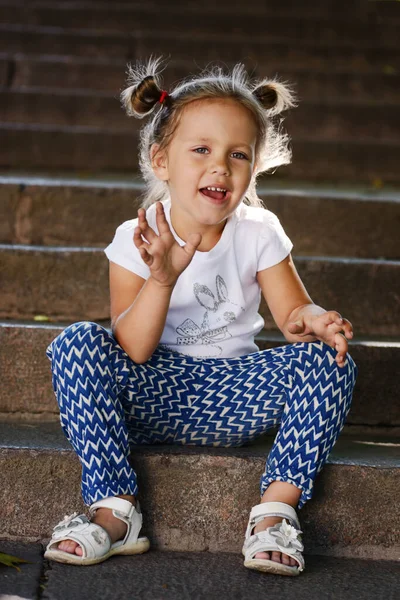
[150,143,169,181]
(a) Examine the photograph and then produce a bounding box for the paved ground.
[1,541,399,600]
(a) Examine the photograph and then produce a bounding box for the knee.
[46,321,111,362]
[312,341,358,378]
[322,341,358,383]
[299,340,357,401]
[317,343,358,411]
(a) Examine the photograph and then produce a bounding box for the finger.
[133,225,149,247]
[336,357,347,368]
[336,349,347,367]
[155,201,172,235]
[324,312,354,341]
[321,310,343,325]
[183,232,202,257]
[334,332,348,365]
[287,320,306,334]
[137,207,147,225]
[133,227,153,253]
[341,318,354,339]
[137,245,153,265]
[328,320,354,340]
[137,208,158,243]
[335,348,347,361]
[334,331,348,350]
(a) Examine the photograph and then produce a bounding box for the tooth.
[204,186,227,192]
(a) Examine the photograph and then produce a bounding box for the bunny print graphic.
[169,274,245,357]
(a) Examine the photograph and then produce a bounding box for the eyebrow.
[188,137,252,151]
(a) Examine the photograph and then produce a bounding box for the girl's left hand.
[287,311,354,368]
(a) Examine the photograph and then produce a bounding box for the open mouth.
[199,188,229,202]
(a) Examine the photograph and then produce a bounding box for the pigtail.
[120,54,171,118]
[251,76,297,116]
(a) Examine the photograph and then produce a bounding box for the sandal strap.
[244,503,302,556]
[89,496,143,547]
[243,523,305,572]
[47,520,111,560]
[89,497,136,519]
[249,502,300,529]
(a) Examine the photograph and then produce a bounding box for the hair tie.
[159,90,169,104]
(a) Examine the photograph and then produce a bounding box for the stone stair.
[2,540,399,600]
[1,1,400,182]
[0,0,399,584]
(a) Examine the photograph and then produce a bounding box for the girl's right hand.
[133,201,202,288]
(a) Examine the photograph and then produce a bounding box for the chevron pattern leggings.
[46,321,358,510]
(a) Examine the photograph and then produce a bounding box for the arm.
[109,202,201,364]
[257,253,354,367]
[256,253,320,343]
[110,262,174,364]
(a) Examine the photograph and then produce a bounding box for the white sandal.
[44,496,150,565]
[242,501,305,576]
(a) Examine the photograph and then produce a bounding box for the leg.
[259,340,358,508]
[46,321,139,554]
[181,343,306,565]
[178,340,357,565]
[46,321,138,504]
[46,327,203,556]
[256,340,358,564]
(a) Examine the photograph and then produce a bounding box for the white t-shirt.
[104,197,293,358]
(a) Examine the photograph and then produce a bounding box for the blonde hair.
[120,55,297,209]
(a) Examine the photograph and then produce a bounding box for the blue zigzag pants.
[46,321,358,510]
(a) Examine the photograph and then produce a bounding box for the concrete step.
[1,3,399,47]
[175,0,400,22]
[1,175,399,259]
[1,25,400,71]
[3,0,400,22]
[1,541,399,600]
[0,421,398,561]
[3,54,399,104]
[1,124,399,184]
[2,89,399,142]
[4,0,399,20]
[1,244,399,335]
[1,321,399,426]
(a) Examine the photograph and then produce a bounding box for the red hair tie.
[159,90,169,104]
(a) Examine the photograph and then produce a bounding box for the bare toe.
[254,551,270,560]
[281,553,291,565]
[57,540,83,555]
[271,551,281,563]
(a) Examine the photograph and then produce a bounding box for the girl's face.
[151,98,258,240]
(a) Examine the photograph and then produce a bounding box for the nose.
[210,154,230,176]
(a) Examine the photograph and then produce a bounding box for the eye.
[193,147,209,154]
[232,152,248,160]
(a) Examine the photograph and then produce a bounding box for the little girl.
[44,56,358,575]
